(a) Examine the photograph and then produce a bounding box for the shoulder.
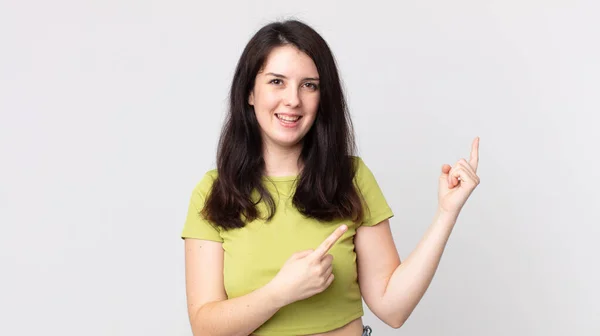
[349,156,374,182]
[192,169,219,197]
[349,155,371,168]
[349,155,366,171]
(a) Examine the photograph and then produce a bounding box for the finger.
[320,253,334,265]
[450,166,479,186]
[441,164,452,187]
[457,159,477,176]
[323,273,335,288]
[448,165,460,188]
[469,137,479,172]
[450,159,478,188]
[449,168,463,187]
[321,264,333,277]
[311,225,347,259]
[441,164,451,175]
[456,160,479,183]
[291,249,314,260]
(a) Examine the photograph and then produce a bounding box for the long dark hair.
[202,19,364,229]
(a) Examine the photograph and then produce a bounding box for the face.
[249,45,320,151]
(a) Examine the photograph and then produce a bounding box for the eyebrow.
[264,72,320,81]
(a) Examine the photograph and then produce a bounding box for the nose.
[283,87,301,107]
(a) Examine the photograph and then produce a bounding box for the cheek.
[300,91,319,108]
[306,96,320,116]
[302,105,319,127]
[255,90,280,110]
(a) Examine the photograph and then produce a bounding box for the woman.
[182,19,480,336]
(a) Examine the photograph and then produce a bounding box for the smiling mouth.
[275,114,302,123]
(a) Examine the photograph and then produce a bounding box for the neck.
[263,143,303,177]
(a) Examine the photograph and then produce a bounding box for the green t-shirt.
[181,157,394,335]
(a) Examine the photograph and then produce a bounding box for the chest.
[220,205,359,299]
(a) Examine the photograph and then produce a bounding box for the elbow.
[191,324,215,336]
[190,319,205,336]
[385,318,404,329]
[190,306,212,336]
[381,313,407,329]
[388,321,404,329]
[371,304,407,329]
[380,303,415,329]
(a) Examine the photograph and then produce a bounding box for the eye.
[303,82,319,90]
[269,79,283,85]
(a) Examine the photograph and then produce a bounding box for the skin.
[248,45,320,177]
[184,44,482,335]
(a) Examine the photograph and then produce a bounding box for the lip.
[275,113,302,117]
[275,113,302,128]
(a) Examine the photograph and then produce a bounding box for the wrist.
[262,281,288,309]
[436,206,460,221]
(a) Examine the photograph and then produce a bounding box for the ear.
[248,91,254,106]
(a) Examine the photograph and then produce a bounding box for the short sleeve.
[181,170,223,242]
[354,157,394,227]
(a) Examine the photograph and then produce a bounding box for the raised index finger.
[469,136,480,172]
[311,225,348,259]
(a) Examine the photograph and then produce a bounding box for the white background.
[1,0,598,335]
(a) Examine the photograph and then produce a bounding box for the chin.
[269,135,303,149]
[276,139,303,148]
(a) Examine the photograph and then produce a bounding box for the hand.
[267,224,348,307]
[438,137,481,215]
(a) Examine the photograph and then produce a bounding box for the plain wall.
[1,0,598,335]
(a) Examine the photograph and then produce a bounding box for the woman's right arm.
[184,238,283,336]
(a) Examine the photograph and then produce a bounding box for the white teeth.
[276,114,301,122]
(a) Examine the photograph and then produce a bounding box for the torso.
[219,176,368,335]
[250,317,364,336]
[190,158,391,335]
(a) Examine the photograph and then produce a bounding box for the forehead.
[260,45,318,77]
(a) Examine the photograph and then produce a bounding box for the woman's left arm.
[356,137,480,328]
[356,210,459,328]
